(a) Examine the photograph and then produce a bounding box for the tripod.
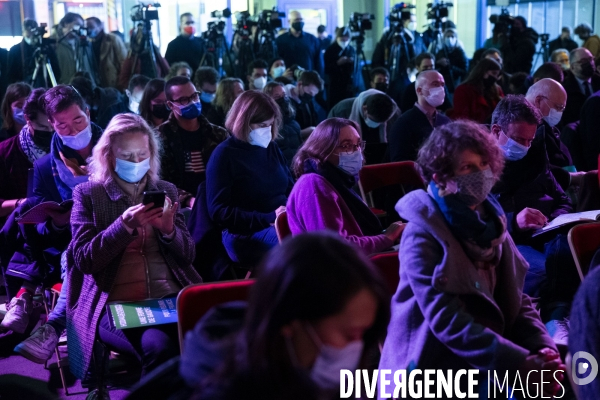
[30,48,57,88]
[235,33,255,80]
[130,22,159,78]
[388,28,414,81]
[255,30,278,62]
[200,30,234,77]
[353,33,370,91]
[532,38,550,74]
[75,37,99,86]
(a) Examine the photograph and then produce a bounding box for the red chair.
[176,279,254,352]
[274,211,292,243]
[567,222,600,281]
[358,161,425,217]
[369,251,400,294]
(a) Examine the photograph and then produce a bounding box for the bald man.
[561,47,600,126]
[388,70,451,162]
[526,79,574,190]
[275,11,323,76]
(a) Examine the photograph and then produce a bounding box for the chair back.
[176,279,254,352]
[369,251,400,294]
[274,211,292,243]
[568,222,600,281]
[358,161,425,206]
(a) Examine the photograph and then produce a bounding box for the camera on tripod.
[389,2,416,23]
[204,8,231,41]
[489,9,514,37]
[235,11,256,38]
[349,12,374,33]
[131,2,161,22]
[29,23,48,46]
[211,8,232,19]
[257,8,285,31]
[427,2,453,21]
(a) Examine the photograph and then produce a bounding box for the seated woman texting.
[378,120,564,397]
[287,118,403,255]
[66,113,201,380]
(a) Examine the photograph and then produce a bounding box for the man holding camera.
[501,16,539,74]
[85,17,127,90]
[276,11,323,77]
[55,12,98,86]
[165,13,206,72]
[8,19,61,87]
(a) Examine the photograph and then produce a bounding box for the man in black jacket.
[502,16,538,74]
[548,27,578,55]
[560,47,600,127]
[389,70,451,162]
[164,13,206,72]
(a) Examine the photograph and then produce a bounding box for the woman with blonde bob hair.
[206,90,294,266]
[66,113,201,380]
[287,118,404,255]
[379,120,565,397]
[205,77,244,127]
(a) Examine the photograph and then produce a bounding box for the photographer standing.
[165,13,206,72]
[276,11,323,77]
[8,19,61,87]
[434,28,468,94]
[324,27,356,108]
[85,17,127,90]
[501,16,538,74]
[55,13,98,86]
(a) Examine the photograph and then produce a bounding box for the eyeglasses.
[171,91,200,106]
[542,97,566,112]
[337,141,366,153]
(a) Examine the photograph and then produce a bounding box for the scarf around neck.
[19,126,49,164]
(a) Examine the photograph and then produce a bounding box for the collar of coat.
[103,174,159,202]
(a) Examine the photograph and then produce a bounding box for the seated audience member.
[285,71,326,135]
[264,81,302,166]
[0,83,32,141]
[380,120,564,397]
[70,75,124,129]
[190,232,390,399]
[324,27,356,108]
[139,78,169,128]
[525,79,575,190]
[165,61,193,81]
[0,88,51,219]
[328,89,397,164]
[193,67,219,117]
[205,77,244,127]
[158,76,228,207]
[480,48,511,94]
[66,113,201,380]
[287,118,404,254]
[400,52,452,113]
[124,74,151,114]
[206,91,294,265]
[533,62,564,84]
[369,66,390,93]
[1,85,103,333]
[561,121,584,171]
[389,70,452,162]
[434,28,468,94]
[577,80,600,172]
[449,58,504,123]
[490,95,578,346]
[569,260,600,399]
[508,72,531,95]
[268,58,293,81]
[551,48,570,71]
[246,59,269,91]
[561,47,600,126]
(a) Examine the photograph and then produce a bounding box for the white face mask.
[444,37,457,48]
[364,117,381,129]
[24,36,33,45]
[253,76,267,90]
[543,100,563,127]
[424,86,445,107]
[337,39,349,49]
[129,99,140,114]
[273,66,286,78]
[408,22,417,31]
[248,126,272,148]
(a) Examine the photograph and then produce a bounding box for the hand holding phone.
[143,191,167,210]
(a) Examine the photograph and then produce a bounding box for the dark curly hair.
[417,120,504,186]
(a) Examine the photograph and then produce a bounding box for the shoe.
[0,293,32,334]
[546,318,570,348]
[14,324,58,364]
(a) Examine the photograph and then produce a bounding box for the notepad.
[17,200,74,224]
[532,210,600,237]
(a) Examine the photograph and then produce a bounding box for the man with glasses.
[165,13,206,72]
[561,48,600,126]
[158,76,227,208]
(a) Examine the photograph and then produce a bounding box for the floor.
[0,296,130,400]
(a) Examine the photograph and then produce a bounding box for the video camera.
[204,8,230,41]
[389,2,416,23]
[427,2,453,21]
[349,12,374,33]
[211,8,232,19]
[235,11,256,38]
[257,8,285,31]
[131,2,160,22]
[489,8,514,36]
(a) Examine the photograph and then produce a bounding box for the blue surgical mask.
[248,126,272,148]
[305,323,364,390]
[543,105,563,127]
[200,92,216,103]
[273,66,285,78]
[365,117,381,129]
[499,131,529,161]
[338,149,363,176]
[114,157,151,183]
[60,124,93,150]
[13,108,26,125]
[176,101,202,119]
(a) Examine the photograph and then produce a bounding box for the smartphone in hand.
[142,191,167,210]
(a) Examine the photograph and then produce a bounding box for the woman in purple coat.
[66,113,201,380]
[378,120,564,398]
[287,118,404,255]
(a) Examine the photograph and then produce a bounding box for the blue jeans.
[46,252,67,333]
[222,226,279,265]
[516,245,547,298]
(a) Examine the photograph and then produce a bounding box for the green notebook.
[107,296,178,330]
